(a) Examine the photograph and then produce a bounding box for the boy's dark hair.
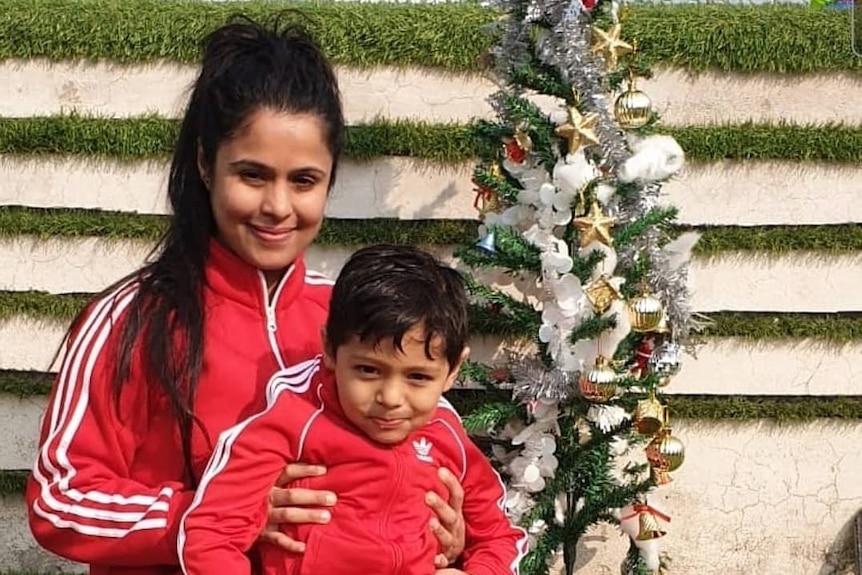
[326,245,470,369]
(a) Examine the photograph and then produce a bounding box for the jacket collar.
[204,238,307,312]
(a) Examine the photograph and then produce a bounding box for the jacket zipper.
[380,449,405,573]
[258,268,294,371]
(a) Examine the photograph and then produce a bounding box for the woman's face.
[203,107,333,286]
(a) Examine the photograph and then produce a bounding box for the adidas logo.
[412,437,433,463]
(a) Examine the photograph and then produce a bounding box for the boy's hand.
[427,467,466,566]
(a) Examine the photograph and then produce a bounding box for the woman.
[26,15,465,575]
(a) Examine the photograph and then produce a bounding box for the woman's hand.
[259,463,337,553]
[426,467,466,568]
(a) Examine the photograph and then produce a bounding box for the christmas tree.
[457,0,706,573]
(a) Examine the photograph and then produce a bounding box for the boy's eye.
[408,373,432,383]
[355,365,378,375]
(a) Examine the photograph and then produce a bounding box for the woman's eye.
[239,171,264,183]
[294,176,317,189]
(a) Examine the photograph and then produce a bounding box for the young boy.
[178,245,527,575]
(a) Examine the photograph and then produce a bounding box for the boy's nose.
[374,381,405,407]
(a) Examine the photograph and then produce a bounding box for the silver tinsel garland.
[482,0,705,353]
[511,360,576,403]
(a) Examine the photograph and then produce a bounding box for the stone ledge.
[3,60,861,127]
[3,156,862,227]
[2,312,861,396]
[2,239,862,313]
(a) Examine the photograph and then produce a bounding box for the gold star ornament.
[573,201,615,248]
[555,105,600,156]
[590,24,634,69]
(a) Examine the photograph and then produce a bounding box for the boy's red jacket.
[26,240,332,575]
[178,357,527,575]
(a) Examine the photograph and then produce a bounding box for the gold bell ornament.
[626,288,664,333]
[620,502,671,541]
[636,508,667,540]
[614,76,653,130]
[578,355,618,403]
[634,394,668,436]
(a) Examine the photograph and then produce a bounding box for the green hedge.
[4,373,862,420]
[2,289,861,342]
[450,390,862,423]
[4,206,862,255]
[4,117,862,163]
[0,0,495,71]
[0,2,858,74]
[0,470,26,496]
[0,117,478,164]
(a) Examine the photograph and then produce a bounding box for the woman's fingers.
[269,486,337,508]
[258,528,307,553]
[275,464,327,487]
[267,505,333,526]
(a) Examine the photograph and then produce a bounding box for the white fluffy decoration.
[618,134,685,183]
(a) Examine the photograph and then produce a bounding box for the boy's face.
[324,324,466,445]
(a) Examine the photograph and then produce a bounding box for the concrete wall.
[0,21,859,575]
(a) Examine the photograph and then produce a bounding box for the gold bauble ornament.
[646,429,685,477]
[627,290,664,332]
[578,355,618,403]
[573,201,615,248]
[656,429,686,472]
[614,85,653,130]
[555,91,601,155]
[590,24,634,69]
[634,394,668,436]
[584,274,622,315]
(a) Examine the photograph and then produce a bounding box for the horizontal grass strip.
[662,123,862,163]
[448,389,862,422]
[0,370,53,396]
[5,206,862,255]
[6,371,862,423]
[0,2,859,74]
[3,290,862,342]
[0,291,90,323]
[664,395,862,421]
[0,117,478,163]
[5,117,862,164]
[704,311,862,343]
[0,0,495,71]
[0,469,27,496]
[690,224,862,256]
[0,207,480,245]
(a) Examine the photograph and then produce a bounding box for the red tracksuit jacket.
[178,357,527,575]
[26,239,332,575]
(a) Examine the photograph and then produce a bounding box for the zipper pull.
[266,306,277,332]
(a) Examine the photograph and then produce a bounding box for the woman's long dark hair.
[73,14,343,485]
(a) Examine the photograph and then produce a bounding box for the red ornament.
[490,366,511,383]
[634,336,656,375]
[582,0,597,9]
[503,138,527,163]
